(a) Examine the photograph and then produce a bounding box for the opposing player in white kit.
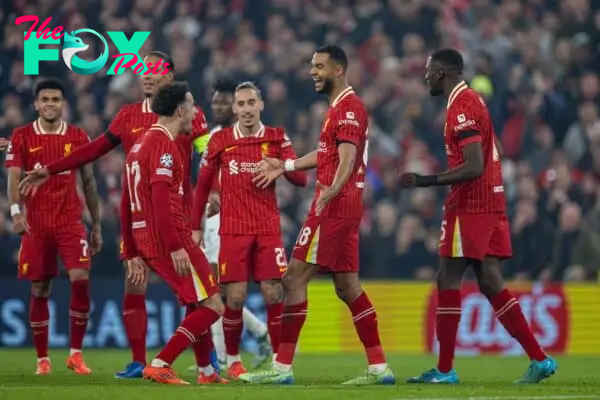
[190,79,272,373]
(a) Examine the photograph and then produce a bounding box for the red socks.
[266,303,283,353]
[69,280,90,351]
[123,294,147,364]
[186,305,212,367]
[275,301,307,365]
[156,306,219,365]
[222,306,243,356]
[436,289,462,373]
[348,292,386,365]
[30,296,49,358]
[491,289,546,361]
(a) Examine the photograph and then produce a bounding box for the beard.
[41,115,60,123]
[429,87,444,97]
[318,78,334,95]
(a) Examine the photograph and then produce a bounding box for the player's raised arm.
[192,136,220,230]
[18,110,128,196]
[5,131,29,234]
[280,131,307,187]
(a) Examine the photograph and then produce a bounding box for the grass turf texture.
[0,350,598,400]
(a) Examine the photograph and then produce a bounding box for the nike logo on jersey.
[132,127,144,133]
[225,146,237,152]
[29,146,43,153]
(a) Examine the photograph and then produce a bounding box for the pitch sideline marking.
[393,396,599,400]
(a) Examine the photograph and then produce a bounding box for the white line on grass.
[393,396,599,400]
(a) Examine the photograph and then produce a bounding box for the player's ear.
[258,99,264,112]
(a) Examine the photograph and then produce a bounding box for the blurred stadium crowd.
[0,0,599,282]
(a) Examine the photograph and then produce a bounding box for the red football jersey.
[123,125,195,259]
[109,98,208,212]
[5,120,90,233]
[444,81,506,213]
[198,123,300,235]
[313,87,368,219]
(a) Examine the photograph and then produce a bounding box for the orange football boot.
[35,359,51,375]
[143,366,189,385]
[197,372,229,384]
[227,361,247,380]
[66,353,92,375]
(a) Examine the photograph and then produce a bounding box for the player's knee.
[225,285,247,309]
[31,281,52,297]
[436,260,463,290]
[203,294,225,316]
[67,268,89,282]
[260,280,283,304]
[333,283,361,304]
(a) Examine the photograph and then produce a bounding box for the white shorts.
[203,214,220,264]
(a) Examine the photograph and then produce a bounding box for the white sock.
[226,354,241,367]
[368,363,387,374]
[150,358,169,368]
[211,317,226,362]
[243,307,267,337]
[37,357,50,363]
[199,365,214,376]
[273,360,291,372]
[69,348,81,356]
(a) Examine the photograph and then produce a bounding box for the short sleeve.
[148,144,176,185]
[5,130,24,168]
[108,107,129,139]
[449,98,483,148]
[334,103,367,148]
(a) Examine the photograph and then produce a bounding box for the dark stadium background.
[0,0,599,353]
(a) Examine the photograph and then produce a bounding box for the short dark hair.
[152,81,189,116]
[213,78,237,95]
[431,48,464,73]
[147,51,175,74]
[315,45,348,71]
[35,78,65,97]
[235,81,262,100]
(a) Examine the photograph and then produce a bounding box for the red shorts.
[291,216,360,273]
[147,246,219,305]
[438,211,512,261]
[18,225,90,281]
[218,235,286,283]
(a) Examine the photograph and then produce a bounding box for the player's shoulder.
[333,90,367,119]
[263,125,287,142]
[10,122,36,137]
[209,126,233,148]
[118,101,144,116]
[65,123,89,137]
[192,106,208,129]
[449,85,485,112]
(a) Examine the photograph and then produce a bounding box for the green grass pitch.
[0,349,599,400]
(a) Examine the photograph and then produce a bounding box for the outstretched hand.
[253,155,285,189]
[19,168,51,197]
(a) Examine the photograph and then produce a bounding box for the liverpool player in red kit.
[20,52,211,379]
[122,82,223,385]
[400,49,557,384]
[240,46,395,385]
[192,82,307,379]
[5,79,102,375]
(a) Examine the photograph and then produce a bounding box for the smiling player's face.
[35,89,64,122]
[141,55,173,98]
[310,52,338,95]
